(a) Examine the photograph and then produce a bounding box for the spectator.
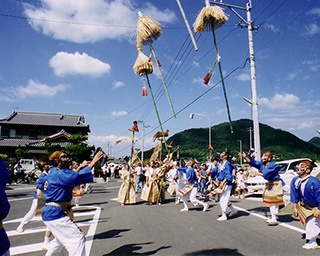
[135,162,145,193]
[13,162,22,183]
[199,163,209,197]
[236,169,246,199]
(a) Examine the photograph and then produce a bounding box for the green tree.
[65,134,94,163]
[15,146,29,159]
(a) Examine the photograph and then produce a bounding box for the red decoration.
[142,86,148,96]
[148,54,152,62]
[203,70,212,85]
[157,59,162,67]
[129,121,139,132]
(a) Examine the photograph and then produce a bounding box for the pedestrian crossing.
[4,206,101,255]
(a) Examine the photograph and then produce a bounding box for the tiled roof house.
[0,111,90,159]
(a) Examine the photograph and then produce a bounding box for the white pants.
[305,216,320,242]
[182,187,206,209]
[44,216,86,256]
[219,185,234,214]
[18,198,37,228]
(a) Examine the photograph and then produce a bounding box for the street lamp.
[137,120,150,163]
[189,113,212,157]
[238,139,242,165]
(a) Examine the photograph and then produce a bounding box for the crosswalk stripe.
[7,206,101,255]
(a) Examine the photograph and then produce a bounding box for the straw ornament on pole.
[133,45,153,76]
[136,11,161,46]
[193,0,233,133]
[136,11,176,118]
[132,46,165,149]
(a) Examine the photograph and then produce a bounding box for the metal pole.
[238,140,242,165]
[248,127,253,150]
[137,120,150,163]
[246,2,261,160]
[190,113,212,158]
[141,123,145,163]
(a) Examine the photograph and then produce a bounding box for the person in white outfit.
[179,159,209,212]
[215,150,238,221]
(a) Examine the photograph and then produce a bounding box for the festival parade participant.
[0,157,10,256]
[42,150,103,256]
[239,150,284,226]
[16,161,52,250]
[178,159,209,212]
[290,160,320,250]
[118,163,136,205]
[141,161,162,205]
[213,150,237,221]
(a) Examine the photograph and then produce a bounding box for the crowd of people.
[1,147,319,255]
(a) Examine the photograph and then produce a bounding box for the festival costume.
[42,165,93,256]
[216,160,237,220]
[118,168,136,205]
[250,158,283,224]
[0,157,10,256]
[290,175,320,249]
[176,167,187,203]
[166,167,178,196]
[141,167,160,203]
[16,170,48,232]
[179,166,208,212]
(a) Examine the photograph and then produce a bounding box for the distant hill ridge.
[143,119,320,162]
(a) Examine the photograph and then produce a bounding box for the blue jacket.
[186,167,198,188]
[0,157,10,254]
[42,166,93,221]
[217,160,234,185]
[249,159,280,181]
[290,176,320,210]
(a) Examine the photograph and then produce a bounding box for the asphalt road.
[4,179,319,256]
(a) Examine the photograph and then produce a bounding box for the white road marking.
[233,205,305,233]
[8,197,33,202]
[6,206,101,255]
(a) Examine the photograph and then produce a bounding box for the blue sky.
[0,0,319,158]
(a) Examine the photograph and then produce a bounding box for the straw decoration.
[193,5,228,33]
[133,45,153,76]
[136,11,162,46]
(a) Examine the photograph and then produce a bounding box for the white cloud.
[305,22,320,35]
[286,72,297,81]
[237,73,250,81]
[259,93,300,110]
[264,23,280,33]
[23,0,176,43]
[49,51,111,77]
[113,81,124,89]
[111,110,127,117]
[9,79,69,99]
[308,7,320,16]
[192,77,203,84]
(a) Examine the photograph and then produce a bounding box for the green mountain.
[143,119,320,163]
[309,136,320,148]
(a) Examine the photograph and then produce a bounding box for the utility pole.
[247,127,253,150]
[137,120,150,163]
[211,0,261,160]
